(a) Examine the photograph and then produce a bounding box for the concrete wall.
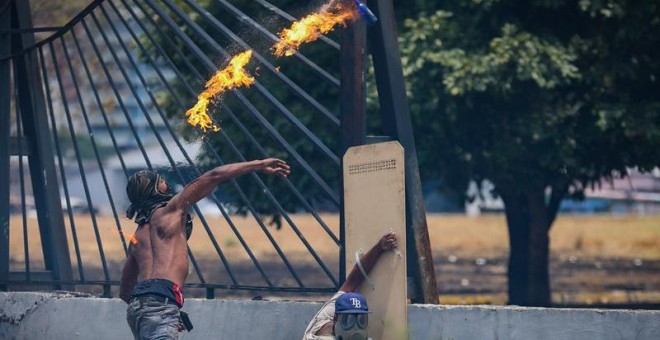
[2,292,659,340]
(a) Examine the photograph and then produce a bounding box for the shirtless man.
[119,159,290,339]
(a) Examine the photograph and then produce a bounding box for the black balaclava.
[126,170,193,239]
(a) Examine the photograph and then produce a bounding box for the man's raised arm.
[167,158,290,212]
[340,231,397,292]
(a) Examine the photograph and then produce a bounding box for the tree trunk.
[502,189,552,307]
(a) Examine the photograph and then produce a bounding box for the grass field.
[7,213,660,305]
[429,213,660,258]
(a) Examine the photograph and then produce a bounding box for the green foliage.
[399,0,660,199]
[397,0,660,305]
[141,0,660,221]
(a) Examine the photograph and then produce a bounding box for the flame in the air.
[272,1,357,57]
[186,50,255,132]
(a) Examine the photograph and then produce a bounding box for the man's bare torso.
[130,206,189,286]
[120,159,290,303]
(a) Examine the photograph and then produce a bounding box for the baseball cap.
[335,292,369,314]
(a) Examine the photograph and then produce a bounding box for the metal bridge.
[0,0,437,303]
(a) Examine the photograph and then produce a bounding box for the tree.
[398,0,660,306]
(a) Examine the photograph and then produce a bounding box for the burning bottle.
[352,0,378,25]
[185,50,255,132]
[272,1,358,57]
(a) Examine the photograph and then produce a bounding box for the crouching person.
[302,231,397,339]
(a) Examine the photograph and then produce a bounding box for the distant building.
[576,169,660,215]
[461,169,660,215]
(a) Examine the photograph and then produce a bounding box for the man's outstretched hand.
[340,231,399,292]
[379,231,397,251]
[260,158,291,178]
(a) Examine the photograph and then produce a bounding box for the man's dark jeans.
[127,296,182,340]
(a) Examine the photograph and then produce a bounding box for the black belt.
[131,294,181,308]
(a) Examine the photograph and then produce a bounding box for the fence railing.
[1,0,438,303]
[1,0,347,298]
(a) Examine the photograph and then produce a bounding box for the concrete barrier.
[1,292,659,339]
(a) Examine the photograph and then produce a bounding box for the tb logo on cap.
[335,292,369,314]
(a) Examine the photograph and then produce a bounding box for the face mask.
[334,313,368,340]
[126,170,173,223]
